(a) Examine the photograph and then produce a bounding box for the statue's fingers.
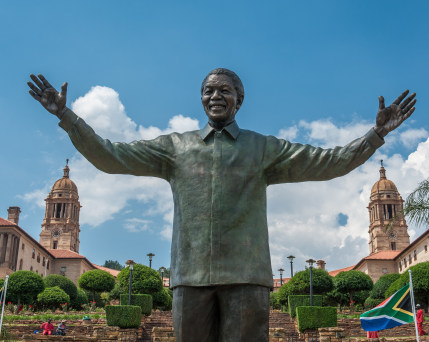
[30,74,45,90]
[379,96,385,110]
[38,74,54,89]
[393,89,410,105]
[27,82,42,96]
[29,90,41,102]
[403,107,415,121]
[400,93,416,109]
[402,99,417,114]
[60,82,68,97]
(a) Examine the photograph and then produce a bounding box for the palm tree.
[402,179,429,228]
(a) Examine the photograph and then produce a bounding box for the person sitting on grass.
[40,319,54,335]
[56,320,67,336]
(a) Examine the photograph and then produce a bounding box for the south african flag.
[360,283,414,331]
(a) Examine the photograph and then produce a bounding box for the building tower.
[39,161,81,252]
[367,161,410,254]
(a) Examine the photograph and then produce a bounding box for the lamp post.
[147,253,155,268]
[159,266,166,287]
[126,259,135,305]
[278,268,285,286]
[306,258,316,306]
[287,255,295,278]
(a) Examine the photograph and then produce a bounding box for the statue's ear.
[236,96,244,110]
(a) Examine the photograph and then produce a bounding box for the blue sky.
[1,1,429,277]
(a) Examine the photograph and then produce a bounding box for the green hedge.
[120,294,153,316]
[296,306,337,332]
[105,305,142,328]
[288,295,323,318]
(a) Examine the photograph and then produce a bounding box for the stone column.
[0,233,5,263]
[4,234,12,265]
[11,236,20,270]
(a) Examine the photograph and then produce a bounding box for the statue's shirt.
[60,109,384,288]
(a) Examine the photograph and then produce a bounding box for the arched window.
[19,259,23,270]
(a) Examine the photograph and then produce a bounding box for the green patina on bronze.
[58,108,383,288]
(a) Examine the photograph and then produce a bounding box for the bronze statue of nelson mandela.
[28,69,416,341]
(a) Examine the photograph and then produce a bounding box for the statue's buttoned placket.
[210,130,223,283]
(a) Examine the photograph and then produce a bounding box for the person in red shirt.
[417,304,427,336]
[40,319,54,335]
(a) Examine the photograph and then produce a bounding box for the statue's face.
[202,74,242,125]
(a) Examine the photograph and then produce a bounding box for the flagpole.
[409,270,420,342]
[0,275,9,337]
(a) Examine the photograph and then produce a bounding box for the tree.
[44,274,77,303]
[152,287,172,311]
[402,179,429,227]
[7,271,44,308]
[284,268,334,295]
[109,282,125,301]
[37,286,70,311]
[270,291,281,310]
[385,262,429,309]
[277,283,292,307]
[334,270,373,303]
[72,288,89,309]
[116,263,168,309]
[117,264,162,295]
[103,260,124,271]
[370,273,400,299]
[78,270,115,301]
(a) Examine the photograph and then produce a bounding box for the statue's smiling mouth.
[209,104,226,110]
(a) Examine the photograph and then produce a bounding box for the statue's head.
[201,68,244,127]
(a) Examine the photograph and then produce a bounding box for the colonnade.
[0,231,20,271]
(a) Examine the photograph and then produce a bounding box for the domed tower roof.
[51,164,78,195]
[370,161,400,199]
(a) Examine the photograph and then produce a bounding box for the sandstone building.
[0,163,119,283]
[273,163,429,290]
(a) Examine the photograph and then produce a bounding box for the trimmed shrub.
[106,305,142,328]
[285,269,334,295]
[120,294,152,316]
[270,292,281,310]
[334,270,373,303]
[296,306,337,332]
[288,295,323,318]
[385,262,429,310]
[277,283,291,307]
[78,270,115,302]
[109,282,125,301]
[364,297,383,309]
[8,271,45,306]
[152,288,172,311]
[37,286,70,311]
[370,273,400,299]
[117,264,162,295]
[44,274,77,302]
[72,288,89,309]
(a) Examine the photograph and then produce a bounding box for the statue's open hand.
[375,90,416,138]
[28,74,68,118]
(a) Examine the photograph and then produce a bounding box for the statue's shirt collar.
[201,121,240,141]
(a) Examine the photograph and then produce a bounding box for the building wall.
[16,232,54,277]
[366,260,397,283]
[52,258,93,285]
[0,227,54,278]
[397,235,429,273]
